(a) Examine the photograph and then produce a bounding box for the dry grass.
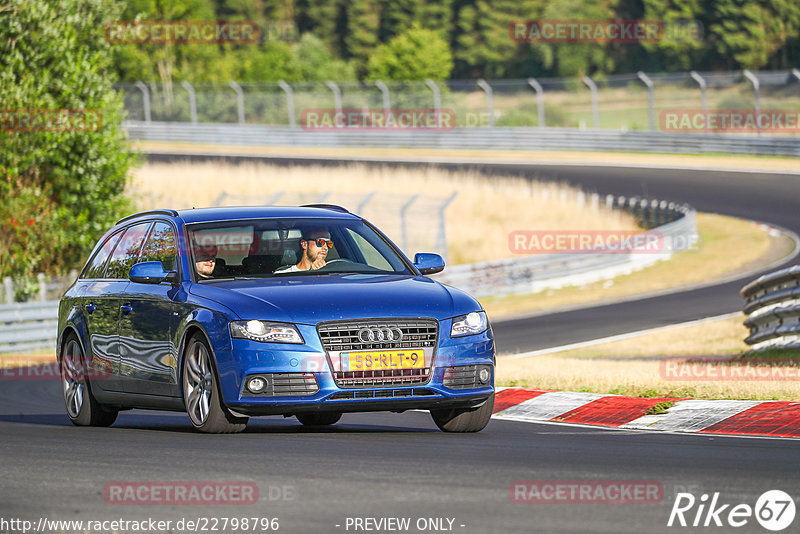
[131,161,636,264]
[497,315,800,400]
[480,213,777,318]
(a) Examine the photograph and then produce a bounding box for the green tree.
[378,0,421,42]
[451,0,546,78]
[0,0,136,299]
[710,0,800,69]
[537,0,615,77]
[366,23,453,80]
[344,0,380,76]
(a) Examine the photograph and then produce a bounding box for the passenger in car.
[194,243,218,279]
[275,227,332,273]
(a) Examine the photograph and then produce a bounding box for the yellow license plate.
[341,350,425,371]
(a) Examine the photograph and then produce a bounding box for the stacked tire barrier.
[434,199,697,298]
[741,265,800,351]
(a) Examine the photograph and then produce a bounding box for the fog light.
[478,368,490,384]
[247,376,268,394]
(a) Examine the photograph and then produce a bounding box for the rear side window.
[105,222,152,279]
[82,231,123,279]
[140,222,178,271]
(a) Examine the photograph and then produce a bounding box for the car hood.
[190,273,480,324]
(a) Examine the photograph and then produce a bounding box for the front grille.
[317,319,438,352]
[334,368,431,387]
[241,373,319,397]
[318,318,438,387]
[328,388,436,401]
[443,365,491,389]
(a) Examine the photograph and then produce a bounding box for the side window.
[140,222,178,271]
[105,222,152,279]
[82,231,123,279]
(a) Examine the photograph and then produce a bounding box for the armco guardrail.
[0,300,58,354]
[125,122,800,157]
[741,265,800,351]
[434,200,696,298]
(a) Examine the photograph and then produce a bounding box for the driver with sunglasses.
[275,227,334,273]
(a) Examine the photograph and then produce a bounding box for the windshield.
[186,218,411,280]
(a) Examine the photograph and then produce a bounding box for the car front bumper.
[215,325,496,417]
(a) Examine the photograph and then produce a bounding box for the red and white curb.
[492,388,800,438]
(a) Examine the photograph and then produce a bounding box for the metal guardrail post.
[134,82,151,123]
[743,70,761,137]
[435,192,458,262]
[527,78,545,127]
[266,191,284,205]
[374,81,391,116]
[229,81,245,124]
[277,81,296,128]
[424,79,442,128]
[399,194,419,252]
[37,273,46,302]
[637,71,655,131]
[212,192,227,206]
[325,81,342,116]
[3,277,12,304]
[180,81,197,124]
[689,71,708,134]
[476,79,494,127]
[581,76,599,128]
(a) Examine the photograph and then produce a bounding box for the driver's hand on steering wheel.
[310,257,327,270]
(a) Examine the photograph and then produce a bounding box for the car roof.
[117,205,358,226]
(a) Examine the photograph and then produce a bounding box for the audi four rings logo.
[358,326,403,343]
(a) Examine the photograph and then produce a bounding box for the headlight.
[230,320,304,344]
[450,311,488,337]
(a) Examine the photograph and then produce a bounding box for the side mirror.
[413,253,445,275]
[130,261,178,285]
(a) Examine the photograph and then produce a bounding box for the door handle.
[120,305,133,315]
[85,303,97,314]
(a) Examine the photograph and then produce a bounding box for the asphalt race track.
[2,156,799,534]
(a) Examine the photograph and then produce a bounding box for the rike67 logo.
[668,490,796,531]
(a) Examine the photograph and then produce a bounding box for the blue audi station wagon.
[57,205,495,433]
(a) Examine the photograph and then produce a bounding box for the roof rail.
[300,204,350,213]
[116,209,179,225]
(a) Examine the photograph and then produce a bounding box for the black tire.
[296,412,342,426]
[60,334,118,427]
[182,334,248,434]
[430,393,494,433]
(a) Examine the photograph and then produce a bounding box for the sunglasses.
[307,238,333,248]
